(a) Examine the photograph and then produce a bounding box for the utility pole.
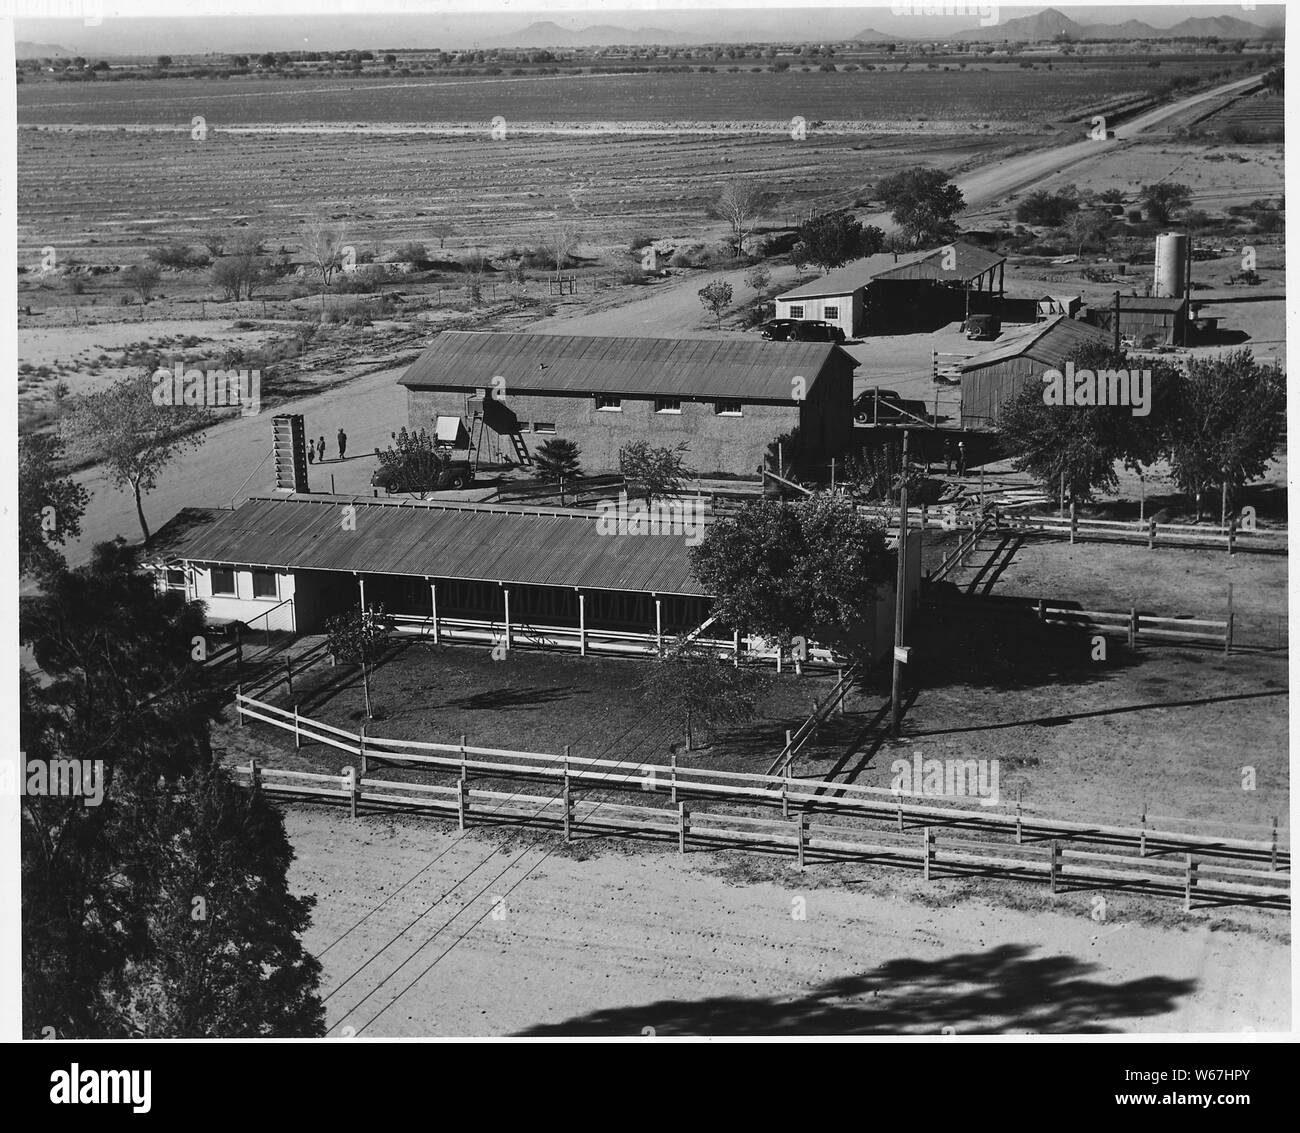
[891,429,910,738]
[1112,289,1121,354]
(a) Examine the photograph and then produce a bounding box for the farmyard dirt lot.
[284,805,1288,1037]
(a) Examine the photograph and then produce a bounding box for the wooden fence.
[1005,509,1287,555]
[766,665,859,776]
[231,693,1288,910]
[927,595,1233,653]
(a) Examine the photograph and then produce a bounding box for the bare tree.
[542,223,579,285]
[302,218,348,289]
[123,263,161,303]
[200,229,226,258]
[706,180,770,257]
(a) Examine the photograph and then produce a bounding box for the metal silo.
[1153,232,1188,298]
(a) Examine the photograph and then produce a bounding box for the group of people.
[307,427,348,465]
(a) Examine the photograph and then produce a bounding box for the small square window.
[533,422,556,434]
[252,570,278,600]
[715,400,743,416]
[595,395,622,411]
[211,568,236,597]
[654,398,682,414]
[165,568,187,590]
[789,305,804,319]
[824,305,839,320]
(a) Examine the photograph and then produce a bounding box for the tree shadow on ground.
[445,685,575,710]
[906,584,1145,692]
[513,942,1195,1036]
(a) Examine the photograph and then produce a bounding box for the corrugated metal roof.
[398,331,854,401]
[871,241,1006,284]
[959,315,1108,372]
[776,251,928,300]
[1115,296,1187,312]
[163,494,708,597]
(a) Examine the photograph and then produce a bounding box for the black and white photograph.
[2,0,1293,1077]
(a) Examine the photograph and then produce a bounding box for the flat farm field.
[16,63,1191,127]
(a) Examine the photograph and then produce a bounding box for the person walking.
[956,439,966,478]
[307,443,314,465]
[943,438,954,474]
[337,427,348,461]
[318,435,327,463]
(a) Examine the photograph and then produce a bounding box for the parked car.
[760,318,803,341]
[791,319,846,344]
[963,314,1001,340]
[854,389,928,425]
[760,318,846,344]
[372,460,474,494]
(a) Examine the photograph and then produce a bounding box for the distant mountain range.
[16,40,75,59]
[947,7,1281,42]
[12,6,1285,55]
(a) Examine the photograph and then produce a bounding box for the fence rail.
[231,754,1287,910]
[231,694,1288,909]
[1005,511,1286,554]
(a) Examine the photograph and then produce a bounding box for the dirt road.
[290,807,1288,1037]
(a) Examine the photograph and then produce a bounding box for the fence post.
[346,767,358,819]
[293,703,301,749]
[1069,501,1077,545]
[1139,803,1147,857]
[1227,514,1236,557]
[796,812,808,870]
[1225,583,1234,657]
[1037,597,1045,622]
[563,763,572,844]
[249,757,260,790]
[1184,854,1196,912]
[1049,840,1060,894]
[1147,518,1156,550]
[922,826,933,881]
[1129,607,1138,650]
[236,683,244,726]
[1015,797,1023,846]
[678,801,689,854]
[670,751,677,804]
[897,794,904,832]
[359,721,367,775]
[457,777,468,831]
[836,668,845,714]
[460,733,468,782]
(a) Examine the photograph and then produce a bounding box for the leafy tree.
[875,168,966,247]
[641,641,769,752]
[64,372,209,544]
[1015,188,1079,227]
[796,210,884,273]
[706,179,770,256]
[618,440,690,501]
[534,437,583,483]
[1141,182,1192,225]
[373,427,449,497]
[210,251,266,300]
[200,229,226,258]
[19,433,89,579]
[325,603,396,717]
[690,493,891,654]
[123,263,161,303]
[997,342,1179,504]
[698,279,733,327]
[1062,207,1113,257]
[1167,350,1285,519]
[745,263,771,294]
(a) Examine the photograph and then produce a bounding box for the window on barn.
[533,422,556,434]
[595,395,622,411]
[789,305,804,319]
[654,398,682,414]
[824,305,840,320]
[714,400,743,416]
[211,568,237,597]
[251,570,279,600]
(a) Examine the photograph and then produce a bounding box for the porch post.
[654,596,662,654]
[503,586,511,651]
[429,579,439,643]
[357,575,366,612]
[578,591,586,656]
